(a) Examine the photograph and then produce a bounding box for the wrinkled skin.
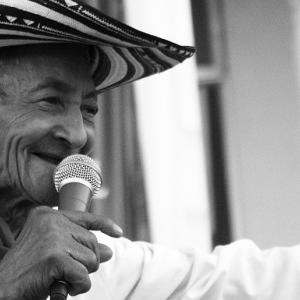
[0,44,97,210]
[0,44,121,299]
[0,207,121,299]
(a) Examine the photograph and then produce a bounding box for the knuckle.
[86,253,99,273]
[45,249,66,266]
[79,250,98,273]
[79,275,92,294]
[29,206,50,218]
[87,231,98,248]
[69,271,91,296]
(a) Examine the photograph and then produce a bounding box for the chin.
[20,153,60,206]
[20,171,58,207]
[24,181,59,207]
[39,187,59,207]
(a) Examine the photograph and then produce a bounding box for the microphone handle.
[50,182,92,300]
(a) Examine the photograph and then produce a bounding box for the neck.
[0,188,36,238]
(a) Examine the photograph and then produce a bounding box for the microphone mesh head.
[53,154,102,194]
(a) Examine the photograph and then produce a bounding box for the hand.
[0,206,122,300]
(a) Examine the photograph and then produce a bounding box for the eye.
[81,105,99,119]
[34,96,63,113]
[40,96,60,104]
[38,96,62,108]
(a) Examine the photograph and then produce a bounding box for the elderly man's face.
[0,44,98,206]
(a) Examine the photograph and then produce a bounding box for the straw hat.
[0,0,195,92]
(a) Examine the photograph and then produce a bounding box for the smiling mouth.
[33,153,63,165]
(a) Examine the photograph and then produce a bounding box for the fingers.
[31,207,116,265]
[98,243,113,263]
[51,243,111,296]
[65,242,113,273]
[71,230,113,264]
[71,230,100,262]
[67,243,99,273]
[59,257,91,296]
[60,210,123,238]
[9,206,117,298]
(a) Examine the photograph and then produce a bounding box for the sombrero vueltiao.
[0,0,195,93]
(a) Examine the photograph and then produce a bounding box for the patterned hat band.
[0,0,195,92]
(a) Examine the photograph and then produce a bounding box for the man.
[0,42,123,299]
[1,1,300,300]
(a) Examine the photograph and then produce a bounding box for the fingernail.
[113,224,123,236]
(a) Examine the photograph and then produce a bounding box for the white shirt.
[67,233,300,299]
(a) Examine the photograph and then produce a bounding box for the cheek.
[23,154,58,205]
[0,107,48,150]
[81,124,96,155]
[1,115,50,164]
[0,112,56,199]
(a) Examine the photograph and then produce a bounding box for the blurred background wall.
[87,0,300,250]
[223,0,300,248]
[125,0,212,252]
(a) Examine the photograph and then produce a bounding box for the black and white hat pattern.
[0,0,195,92]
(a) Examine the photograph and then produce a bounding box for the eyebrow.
[29,77,97,99]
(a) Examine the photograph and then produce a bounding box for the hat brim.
[0,0,195,93]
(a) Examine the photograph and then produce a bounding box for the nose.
[53,108,88,151]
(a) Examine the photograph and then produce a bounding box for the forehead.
[0,44,95,96]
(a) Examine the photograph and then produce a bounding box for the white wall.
[125,1,212,252]
[223,0,300,248]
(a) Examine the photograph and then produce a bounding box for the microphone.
[49,154,102,300]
